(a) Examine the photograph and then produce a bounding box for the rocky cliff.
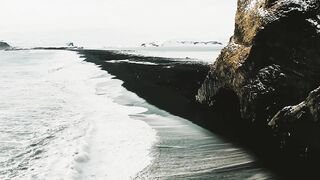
[269,86,320,156]
[0,41,11,50]
[197,0,320,156]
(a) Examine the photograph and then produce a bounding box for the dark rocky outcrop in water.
[0,41,11,50]
[197,0,320,157]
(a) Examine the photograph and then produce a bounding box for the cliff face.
[197,0,320,155]
[269,87,320,155]
[0,41,11,50]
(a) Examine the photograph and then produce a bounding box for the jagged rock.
[141,42,159,47]
[197,0,320,153]
[67,42,75,47]
[269,86,320,155]
[0,41,11,50]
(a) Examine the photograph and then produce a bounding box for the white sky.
[0,0,237,47]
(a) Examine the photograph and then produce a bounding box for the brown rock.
[197,0,320,153]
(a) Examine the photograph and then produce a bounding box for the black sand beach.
[75,49,320,179]
[78,50,244,137]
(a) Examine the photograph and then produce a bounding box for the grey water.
[114,90,274,180]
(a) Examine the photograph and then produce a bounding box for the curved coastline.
[77,49,277,179]
[77,48,320,179]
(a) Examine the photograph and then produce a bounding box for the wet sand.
[77,49,318,179]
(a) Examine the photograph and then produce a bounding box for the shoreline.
[6,47,317,178]
[0,49,158,179]
[112,81,273,179]
[77,49,320,179]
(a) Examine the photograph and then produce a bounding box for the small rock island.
[0,41,11,50]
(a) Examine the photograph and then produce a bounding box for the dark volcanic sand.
[77,50,243,135]
[77,49,318,179]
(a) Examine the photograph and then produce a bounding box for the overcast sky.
[0,0,237,47]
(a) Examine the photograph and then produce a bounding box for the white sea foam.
[107,59,159,65]
[0,50,157,179]
[0,49,274,180]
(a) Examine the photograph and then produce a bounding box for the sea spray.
[0,50,157,179]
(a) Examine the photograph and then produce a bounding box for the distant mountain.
[140,40,223,48]
[66,42,83,49]
[162,40,223,47]
[67,42,75,47]
[141,42,160,47]
[0,41,11,50]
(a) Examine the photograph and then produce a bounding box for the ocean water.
[0,50,273,180]
[0,50,156,179]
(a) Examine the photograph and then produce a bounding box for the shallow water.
[0,50,156,179]
[113,90,274,179]
[0,50,273,179]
